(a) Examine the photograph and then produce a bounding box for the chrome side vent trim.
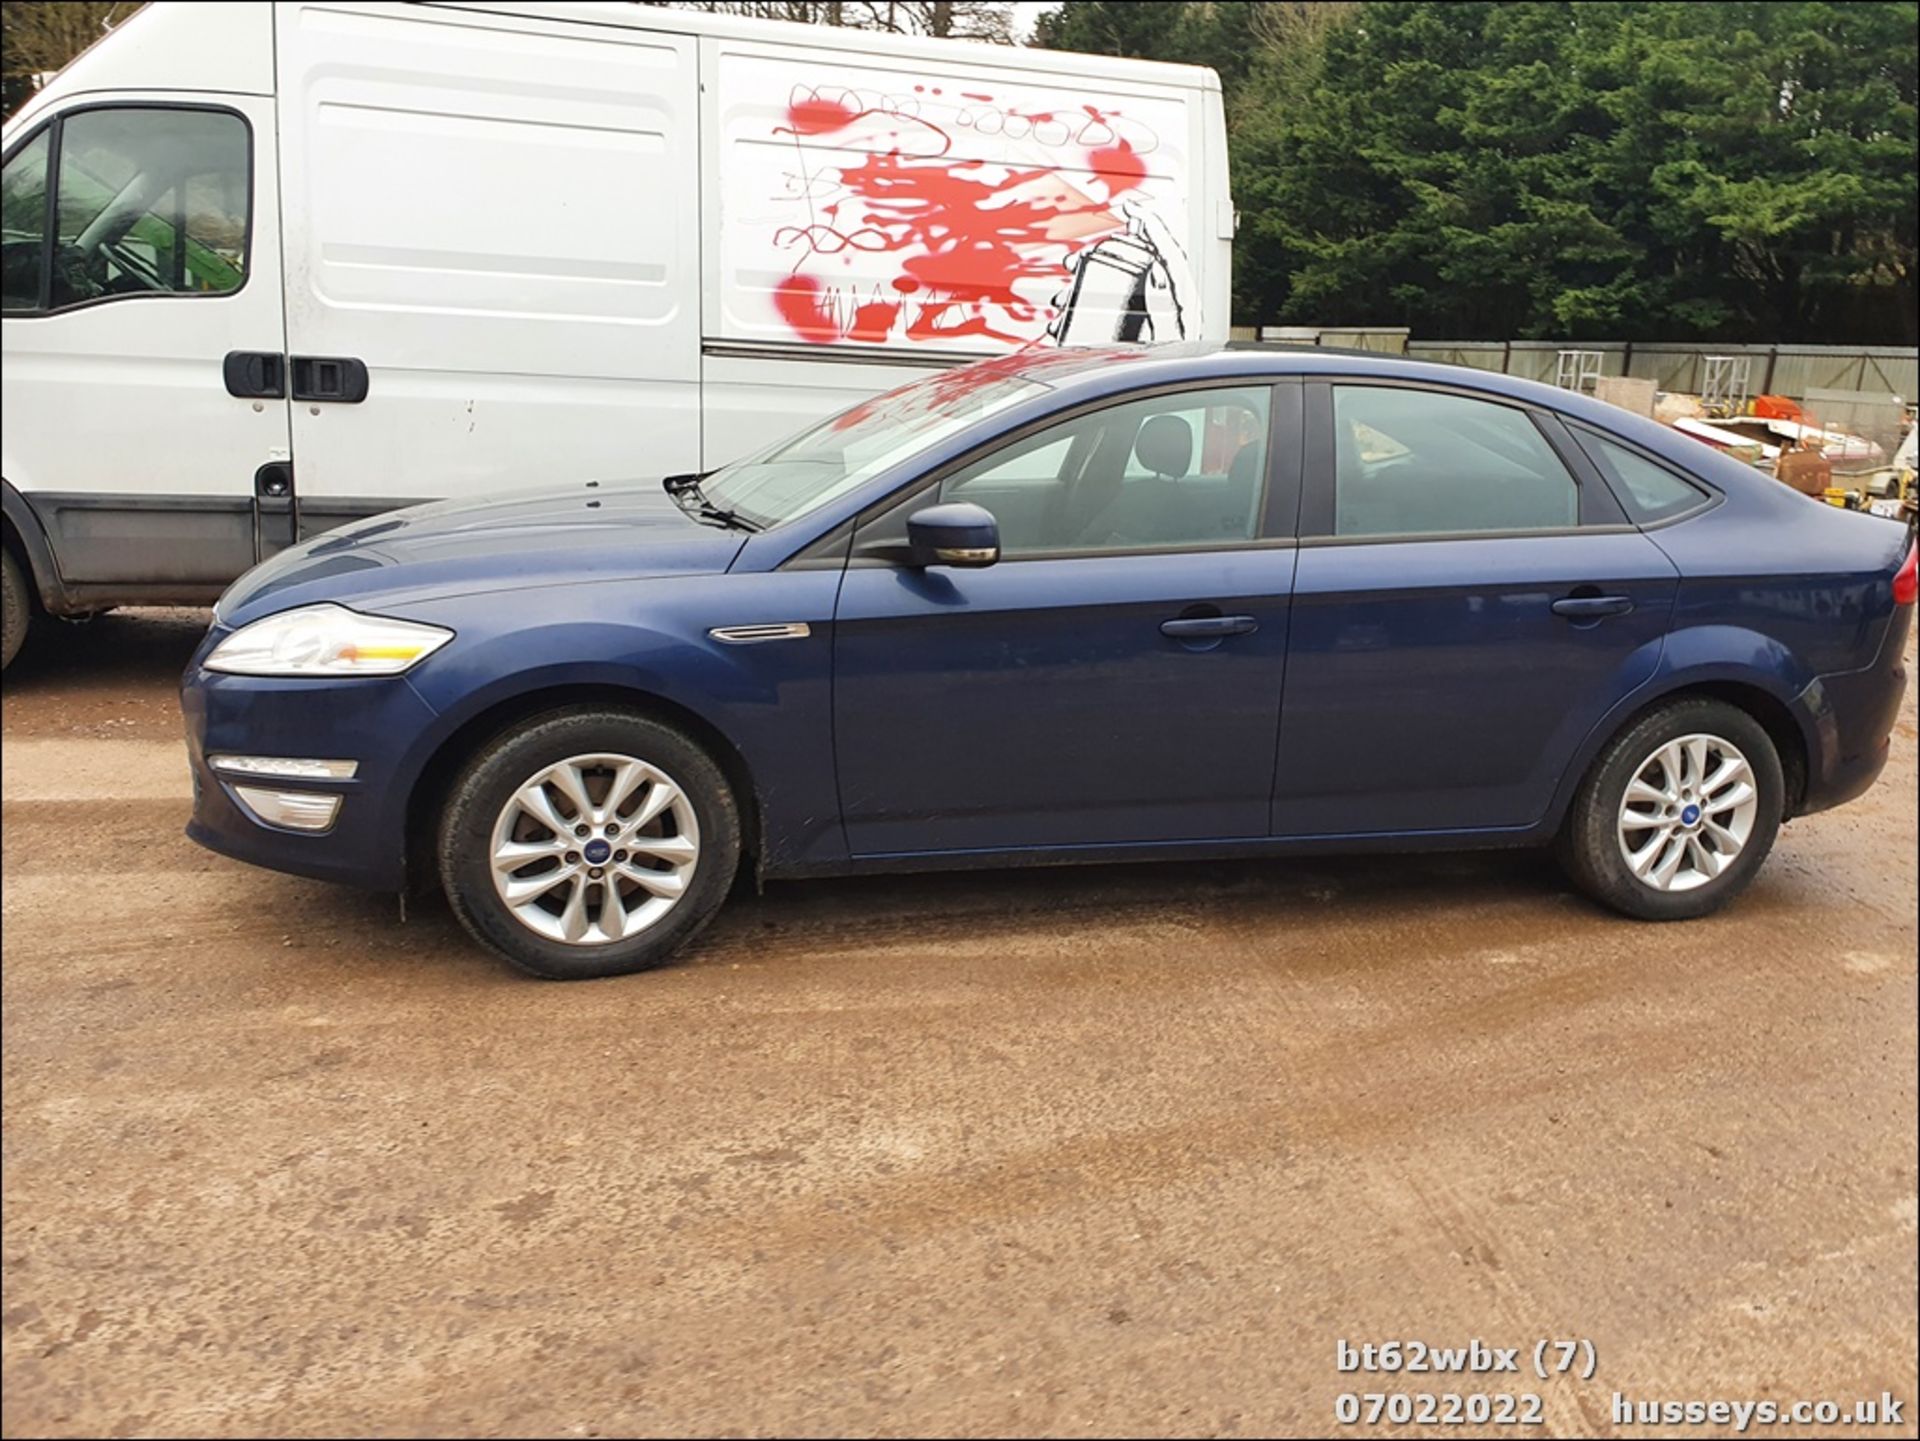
[708,623,812,645]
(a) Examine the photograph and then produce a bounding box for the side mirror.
[906,502,1000,568]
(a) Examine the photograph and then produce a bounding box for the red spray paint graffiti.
[771,273,838,343]
[784,93,858,136]
[1087,138,1147,195]
[770,85,1179,349]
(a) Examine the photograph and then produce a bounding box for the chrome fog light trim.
[231,786,344,832]
[210,755,359,780]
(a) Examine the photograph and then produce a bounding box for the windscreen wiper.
[663,472,761,532]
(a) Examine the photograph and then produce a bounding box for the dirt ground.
[2,609,1915,1439]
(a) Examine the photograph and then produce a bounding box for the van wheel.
[2,547,30,672]
[437,709,741,979]
[1557,697,1783,920]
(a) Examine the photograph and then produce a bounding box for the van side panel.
[275,1,700,523]
[709,40,1203,354]
[698,348,959,469]
[696,32,1225,464]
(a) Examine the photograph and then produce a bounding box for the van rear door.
[273,2,701,534]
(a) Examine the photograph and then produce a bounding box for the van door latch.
[223,350,285,399]
[290,356,370,404]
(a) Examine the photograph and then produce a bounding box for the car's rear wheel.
[438,709,741,979]
[1558,697,1784,920]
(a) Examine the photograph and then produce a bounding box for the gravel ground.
[2,608,1915,1438]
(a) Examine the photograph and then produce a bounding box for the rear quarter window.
[1576,430,1711,525]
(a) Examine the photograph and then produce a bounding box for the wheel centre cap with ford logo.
[1680,804,1701,828]
[584,839,612,865]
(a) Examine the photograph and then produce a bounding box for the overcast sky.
[1010,2,1061,43]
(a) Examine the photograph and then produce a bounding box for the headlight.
[204,603,452,677]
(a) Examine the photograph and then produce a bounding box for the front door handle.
[1551,594,1635,620]
[223,350,284,399]
[1161,614,1258,639]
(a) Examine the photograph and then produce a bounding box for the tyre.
[2,545,30,672]
[1557,697,1784,920]
[438,708,742,979]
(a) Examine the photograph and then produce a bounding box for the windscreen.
[699,365,1049,529]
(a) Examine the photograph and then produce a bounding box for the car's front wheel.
[1558,697,1784,920]
[438,709,741,978]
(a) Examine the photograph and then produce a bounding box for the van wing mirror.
[906,503,1000,568]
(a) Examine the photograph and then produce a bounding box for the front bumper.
[181,626,439,890]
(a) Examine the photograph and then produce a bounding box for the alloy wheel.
[488,752,700,945]
[1616,732,1759,893]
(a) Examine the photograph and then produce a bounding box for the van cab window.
[1,128,50,311]
[3,107,249,314]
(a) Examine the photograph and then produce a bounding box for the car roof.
[990,340,1742,474]
[845,337,1808,539]
[731,338,1800,572]
[993,340,1550,406]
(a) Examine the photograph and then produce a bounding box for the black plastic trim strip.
[702,338,975,370]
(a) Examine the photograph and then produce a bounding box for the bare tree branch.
[643,0,1012,42]
[1,1,140,83]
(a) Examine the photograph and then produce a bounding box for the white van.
[0,1,1231,666]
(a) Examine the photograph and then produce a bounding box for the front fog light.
[232,786,343,832]
[210,755,359,780]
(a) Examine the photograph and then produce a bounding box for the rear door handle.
[290,355,370,403]
[1161,615,1258,638]
[1551,594,1635,619]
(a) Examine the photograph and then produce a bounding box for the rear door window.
[1331,386,1579,537]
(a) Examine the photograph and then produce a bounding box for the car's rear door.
[1272,380,1681,838]
[833,380,1301,856]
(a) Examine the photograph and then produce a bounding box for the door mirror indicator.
[907,503,1000,568]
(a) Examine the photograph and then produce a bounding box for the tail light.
[1896,541,1918,606]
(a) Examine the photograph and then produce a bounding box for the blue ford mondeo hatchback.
[182,345,1916,978]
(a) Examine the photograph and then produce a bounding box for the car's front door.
[832,381,1301,856]
[1272,380,1681,838]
